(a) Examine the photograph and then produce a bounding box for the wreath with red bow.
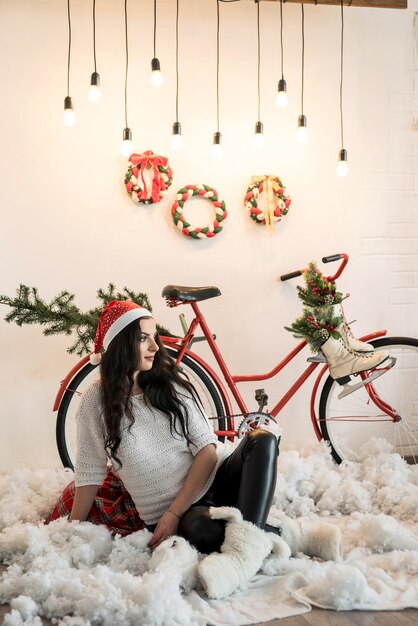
[125,151,173,205]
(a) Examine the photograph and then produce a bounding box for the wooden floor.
[1,565,417,626]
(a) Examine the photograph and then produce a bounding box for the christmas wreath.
[171,184,227,239]
[244,175,291,227]
[125,150,173,205]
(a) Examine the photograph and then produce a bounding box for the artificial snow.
[1,438,418,625]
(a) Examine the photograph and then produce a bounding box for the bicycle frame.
[161,303,388,440]
[52,253,393,442]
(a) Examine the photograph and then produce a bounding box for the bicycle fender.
[53,354,91,412]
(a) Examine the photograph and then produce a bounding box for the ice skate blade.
[337,356,397,399]
[307,352,326,363]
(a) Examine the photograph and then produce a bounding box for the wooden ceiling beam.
[261,1,407,9]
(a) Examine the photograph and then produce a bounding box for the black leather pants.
[178,429,279,554]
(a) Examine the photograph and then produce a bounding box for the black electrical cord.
[216,0,220,132]
[93,0,97,73]
[66,0,71,96]
[124,0,129,128]
[340,0,345,148]
[256,0,261,123]
[280,0,284,81]
[153,0,157,59]
[301,3,304,115]
[175,0,179,122]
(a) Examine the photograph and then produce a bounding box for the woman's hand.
[147,510,180,550]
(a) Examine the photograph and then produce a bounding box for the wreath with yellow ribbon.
[244,176,291,227]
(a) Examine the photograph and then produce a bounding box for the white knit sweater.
[74,380,230,525]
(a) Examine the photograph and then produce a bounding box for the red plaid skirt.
[44,469,145,536]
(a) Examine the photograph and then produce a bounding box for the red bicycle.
[54,254,418,468]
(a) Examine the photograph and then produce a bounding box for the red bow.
[129,151,169,204]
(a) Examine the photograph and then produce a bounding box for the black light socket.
[254,121,264,134]
[123,127,132,141]
[338,148,348,162]
[64,96,74,110]
[298,114,307,128]
[172,121,182,135]
[213,131,222,145]
[90,71,100,87]
[151,57,161,72]
[278,78,287,93]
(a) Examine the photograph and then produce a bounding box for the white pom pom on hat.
[89,300,153,365]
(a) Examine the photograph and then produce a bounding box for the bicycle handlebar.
[280,253,349,282]
[280,270,303,282]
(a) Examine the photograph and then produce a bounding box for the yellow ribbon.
[250,175,281,230]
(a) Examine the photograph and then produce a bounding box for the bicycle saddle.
[162,285,221,302]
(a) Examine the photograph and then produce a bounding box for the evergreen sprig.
[297,262,343,307]
[285,306,343,352]
[0,284,173,356]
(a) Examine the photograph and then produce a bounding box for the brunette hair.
[100,317,198,467]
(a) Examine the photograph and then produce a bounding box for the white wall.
[0,0,416,471]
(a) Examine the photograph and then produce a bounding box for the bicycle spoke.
[319,339,418,464]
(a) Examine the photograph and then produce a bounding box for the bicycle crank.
[238,412,277,438]
[337,356,397,399]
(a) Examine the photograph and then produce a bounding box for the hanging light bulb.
[171,1,183,150]
[150,57,164,87]
[88,1,101,103]
[211,2,224,160]
[171,122,183,150]
[275,78,288,109]
[88,71,101,102]
[211,131,224,160]
[253,121,265,149]
[336,0,349,177]
[63,96,75,127]
[336,149,349,177]
[121,127,133,157]
[297,114,308,143]
[63,0,75,127]
[121,1,133,157]
[150,1,163,87]
[296,5,308,142]
[275,0,288,109]
[253,2,264,150]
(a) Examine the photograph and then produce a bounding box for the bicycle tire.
[165,347,227,439]
[319,336,418,465]
[56,348,228,470]
[56,361,99,469]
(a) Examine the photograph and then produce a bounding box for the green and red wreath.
[171,184,227,239]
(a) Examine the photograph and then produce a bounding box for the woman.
[70,300,279,553]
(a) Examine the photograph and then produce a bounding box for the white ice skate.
[320,334,396,399]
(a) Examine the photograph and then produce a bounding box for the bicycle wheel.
[56,349,228,470]
[165,347,227,437]
[319,337,418,464]
[56,362,100,470]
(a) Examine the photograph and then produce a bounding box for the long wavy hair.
[100,317,199,467]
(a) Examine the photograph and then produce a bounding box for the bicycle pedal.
[307,352,326,363]
[337,356,397,399]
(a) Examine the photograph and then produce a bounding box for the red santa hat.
[90,300,152,365]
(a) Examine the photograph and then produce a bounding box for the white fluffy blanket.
[1,439,418,626]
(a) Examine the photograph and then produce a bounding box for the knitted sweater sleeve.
[74,381,108,487]
[179,388,219,456]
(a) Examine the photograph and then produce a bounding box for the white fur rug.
[1,439,418,626]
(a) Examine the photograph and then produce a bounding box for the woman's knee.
[178,507,225,554]
[246,429,279,457]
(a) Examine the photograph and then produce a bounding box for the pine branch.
[0,284,174,356]
[285,305,342,352]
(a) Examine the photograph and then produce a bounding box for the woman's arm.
[69,485,100,522]
[148,443,217,549]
